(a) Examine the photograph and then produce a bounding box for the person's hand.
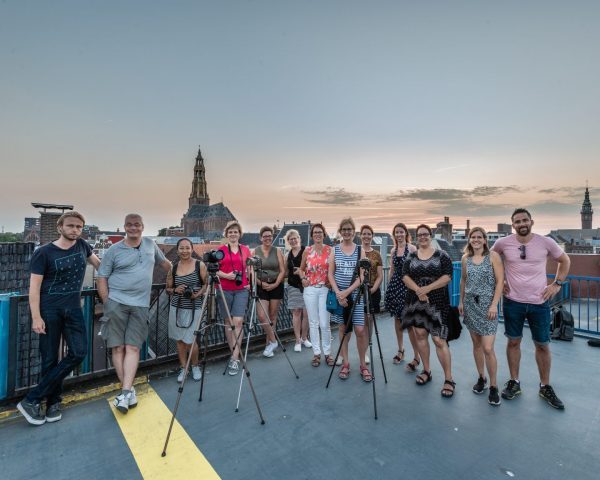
[223,272,236,281]
[32,317,46,335]
[417,293,429,303]
[415,286,429,296]
[301,278,309,287]
[503,281,510,295]
[487,307,498,321]
[458,302,464,316]
[339,297,349,307]
[542,283,561,302]
[263,283,275,292]
[174,285,186,294]
[369,286,377,295]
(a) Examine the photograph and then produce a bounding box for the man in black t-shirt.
[17,211,100,426]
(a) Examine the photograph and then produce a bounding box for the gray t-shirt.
[97,237,167,307]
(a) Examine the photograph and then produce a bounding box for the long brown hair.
[464,226,490,257]
[391,222,411,248]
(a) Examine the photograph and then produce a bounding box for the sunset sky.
[1,1,598,236]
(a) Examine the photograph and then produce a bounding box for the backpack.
[551,306,574,341]
[172,260,203,286]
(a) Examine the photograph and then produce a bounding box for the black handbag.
[446,306,462,342]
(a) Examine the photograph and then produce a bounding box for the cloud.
[302,187,365,206]
[378,185,521,203]
[434,164,471,173]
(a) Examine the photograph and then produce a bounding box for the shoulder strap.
[172,260,179,278]
[195,260,202,285]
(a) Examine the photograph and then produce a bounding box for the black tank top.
[287,246,305,291]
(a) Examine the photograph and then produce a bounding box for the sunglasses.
[519,244,526,260]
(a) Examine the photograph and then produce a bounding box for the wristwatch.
[554,279,565,287]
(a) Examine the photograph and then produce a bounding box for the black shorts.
[258,282,284,301]
[368,288,381,314]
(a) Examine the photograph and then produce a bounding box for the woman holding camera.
[284,229,311,352]
[167,238,208,382]
[217,221,252,376]
[458,227,504,405]
[299,223,332,367]
[360,224,383,326]
[384,223,419,370]
[254,226,286,358]
[328,217,370,382]
[402,224,455,397]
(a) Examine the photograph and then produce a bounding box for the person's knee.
[432,336,446,349]
[125,345,140,355]
[507,338,521,349]
[112,345,125,355]
[482,344,495,356]
[534,343,550,354]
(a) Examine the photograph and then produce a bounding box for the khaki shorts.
[103,299,149,349]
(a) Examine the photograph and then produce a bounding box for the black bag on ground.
[446,306,462,342]
[551,306,574,341]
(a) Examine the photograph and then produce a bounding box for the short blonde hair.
[284,229,301,249]
[224,220,243,237]
[338,217,356,233]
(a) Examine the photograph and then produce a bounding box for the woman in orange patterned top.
[298,223,333,367]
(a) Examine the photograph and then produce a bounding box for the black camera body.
[203,249,225,263]
[183,285,195,299]
[246,256,262,268]
[234,271,243,286]
[358,258,372,270]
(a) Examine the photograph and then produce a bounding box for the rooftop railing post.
[0,293,18,400]
[7,294,19,399]
[81,289,94,374]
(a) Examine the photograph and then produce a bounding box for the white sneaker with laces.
[263,341,278,357]
[228,359,240,376]
[294,343,302,352]
[128,386,138,408]
[302,339,312,348]
[192,365,202,381]
[177,367,186,383]
[113,393,130,414]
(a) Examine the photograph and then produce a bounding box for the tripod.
[325,265,387,419]
[162,265,265,457]
[228,262,299,413]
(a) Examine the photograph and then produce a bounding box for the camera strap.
[227,244,244,280]
[349,245,362,287]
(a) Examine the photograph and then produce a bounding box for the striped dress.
[331,244,365,326]
[168,267,203,344]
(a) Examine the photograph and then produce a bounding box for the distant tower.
[581,184,593,229]
[189,146,210,208]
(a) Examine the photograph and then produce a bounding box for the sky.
[1,0,599,236]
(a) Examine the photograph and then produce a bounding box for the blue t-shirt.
[29,238,93,309]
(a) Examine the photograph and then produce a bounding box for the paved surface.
[1,314,599,480]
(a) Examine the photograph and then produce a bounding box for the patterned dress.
[384,245,410,318]
[463,255,498,336]
[331,244,365,326]
[401,250,453,339]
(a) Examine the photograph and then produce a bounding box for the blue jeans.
[503,297,551,345]
[26,307,88,405]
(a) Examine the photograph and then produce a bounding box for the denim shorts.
[218,288,249,319]
[502,297,551,345]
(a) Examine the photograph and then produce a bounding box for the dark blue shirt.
[30,239,93,309]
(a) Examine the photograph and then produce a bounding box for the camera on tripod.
[358,258,372,270]
[246,256,262,268]
[203,249,225,263]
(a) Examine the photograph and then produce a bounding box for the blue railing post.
[81,289,95,374]
[0,293,17,400]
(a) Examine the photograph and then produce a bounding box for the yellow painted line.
[109,385,220,480]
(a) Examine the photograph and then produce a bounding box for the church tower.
[189,146,210,208]
[581,184,593,229]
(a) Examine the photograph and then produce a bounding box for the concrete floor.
[1,313,599,480]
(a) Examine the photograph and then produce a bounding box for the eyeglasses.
[340,228,354,233]
[519,244,526,260]
[126,223,143,228]
[416,233,430,238]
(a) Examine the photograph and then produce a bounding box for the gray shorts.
[103,298,149,349]
[218,289,249,319]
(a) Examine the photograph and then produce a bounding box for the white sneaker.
[263,341,278,358]
[294,343,302,352]
[113,393,130,414]
[177,367,186,383]
[228,359,240,376]
[336,356,344,366]
[302,339,312,348]
[129,386,137,408]
[192,365,202,381]
[365,354,370,365]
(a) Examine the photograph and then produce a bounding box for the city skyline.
[1,1,599,235]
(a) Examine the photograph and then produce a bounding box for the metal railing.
[0,285,294,401]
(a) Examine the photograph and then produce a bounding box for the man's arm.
[29,274,46,334]
[160,259,172,273]
[88,253,101,270]
[96,276,109,304]
[543,252,571,301]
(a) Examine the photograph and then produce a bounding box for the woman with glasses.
[299,223,332,367]
[402,224,455,397]
[254,226,286,358]
[328,217,370,382]
[384,223,419,370]
[284,229,311,352]
[458,227,504,405]
[166,238,208,382]
[217,221,252,376]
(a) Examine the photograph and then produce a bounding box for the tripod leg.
[235,296,256,412]
[256,298,300,379]
[325,298,357,389]
[371,314,388,384]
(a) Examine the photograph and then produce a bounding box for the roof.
[184,202,235,221]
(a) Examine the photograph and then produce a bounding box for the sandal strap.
[444,379,456,387]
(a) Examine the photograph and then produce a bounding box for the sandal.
[416,370,432,385]
[405,358,420,373]
[360,366,373,382]
[338,364,350,380]
[311,355,321,367]
[441,379,456,398]
[392,349,405,364]
[325,355,335,367]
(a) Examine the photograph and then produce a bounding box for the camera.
[234,271,243,286]
[358,258,372,270]
[246,256,262,268]
[183,285,195,299]
[203,249,225,263]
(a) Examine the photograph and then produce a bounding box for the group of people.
[17,207,570,426]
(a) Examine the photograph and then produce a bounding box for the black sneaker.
[45,402,62,423]
[472,376,487,394]
[539,385,565,410]
[488,386,501,406]
[501,379,522,400]
[17,399,46,426]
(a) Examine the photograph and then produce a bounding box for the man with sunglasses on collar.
[491,208,570,409]
[97,214,171,413]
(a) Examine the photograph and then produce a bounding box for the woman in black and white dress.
[285,229,311,352]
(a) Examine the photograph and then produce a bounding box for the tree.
[0,232,24,242]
